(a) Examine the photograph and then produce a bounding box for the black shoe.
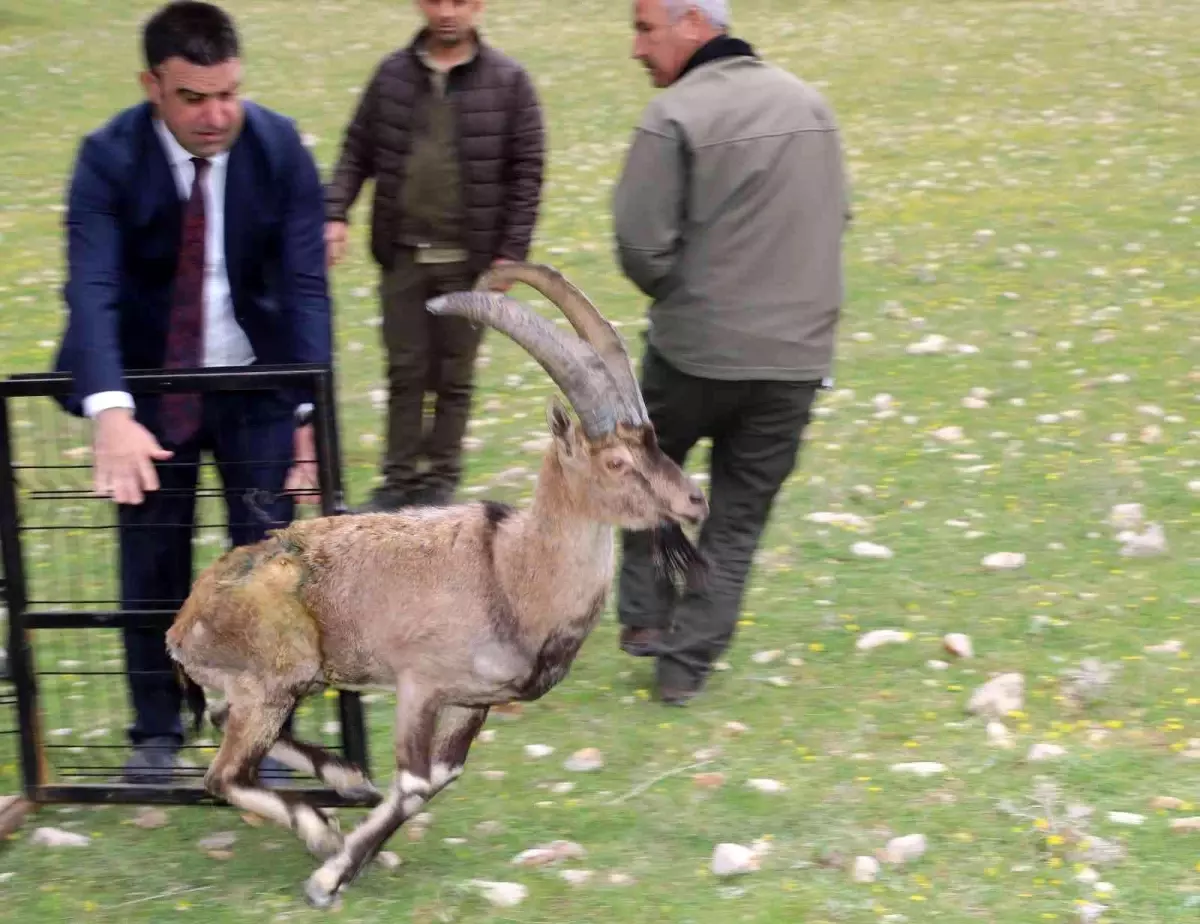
[258,755,295,787]
[122,736,181,785]
[414,483,455,506]
[655,658,707,707]
[353,486,416,513]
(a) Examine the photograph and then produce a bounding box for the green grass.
[2,0,1199,920]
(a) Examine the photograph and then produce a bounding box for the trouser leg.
[616,346,709,632]
[656,379,820,694]
[379,253,432,496]
[423,261,484,498]
[118,443,200,748]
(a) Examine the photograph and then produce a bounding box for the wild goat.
[165,261,709,909]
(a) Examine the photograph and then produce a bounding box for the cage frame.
[0,364,374,809]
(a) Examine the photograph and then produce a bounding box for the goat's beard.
[651,522,708,591]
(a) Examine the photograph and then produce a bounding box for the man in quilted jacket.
[325,0,545,511]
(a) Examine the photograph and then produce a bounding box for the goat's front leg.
[354,704,490,873]
[303,689,441,909]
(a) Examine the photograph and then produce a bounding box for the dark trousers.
[379,250,484,496]
[618,345,820,687]
[119,390,297,747]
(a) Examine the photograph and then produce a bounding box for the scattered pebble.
[852,541,894,560]
[197,831,237,851]
[879,833,927,865]
[1107,812,1144,826]
[711,843,760,877]
[564,748,604,772]
[1027,743,1067,762]
[559,869,593,886]
[693,772,727,789]
[376,851,401,870]
[746,778,787,793]
[967,673,1025,718]
[852,855,881,882]
[524,744,555,759]
[511,840,587,867]
[981,551,1026,571]
[132,807,169,830]
[943,633,974,658]
[857,628,912,650]
[467,880,527,908]
[1118,522,1167,557]
[890,762,948,777]
[31,827,90,848]
[986,721,1015,748]
[1108,503,1143,530]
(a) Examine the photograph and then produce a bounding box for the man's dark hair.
[142,1,240,71]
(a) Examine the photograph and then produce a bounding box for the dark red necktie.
[160,156,209,445]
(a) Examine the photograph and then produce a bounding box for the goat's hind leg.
[267,729,382,805]
[204,693,342,860]
[212,695,380,803]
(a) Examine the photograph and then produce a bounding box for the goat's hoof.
[303,871,342,910]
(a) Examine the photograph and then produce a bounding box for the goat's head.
[541,395,707,530]
[427,262,709,572]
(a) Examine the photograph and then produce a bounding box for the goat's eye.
[606,456,627,472]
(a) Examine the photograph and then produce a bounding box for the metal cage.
[0,364,373,807]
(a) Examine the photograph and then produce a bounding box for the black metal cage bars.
[0,364,373,807]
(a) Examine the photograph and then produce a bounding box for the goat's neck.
[494,452,613,639]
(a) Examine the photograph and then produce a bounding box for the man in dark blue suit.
[53,1,331,783]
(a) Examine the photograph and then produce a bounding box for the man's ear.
[546,395,576,454]
[139,69,159,104]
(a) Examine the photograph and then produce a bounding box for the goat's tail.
[173,663,208,738]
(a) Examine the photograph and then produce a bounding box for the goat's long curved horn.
[475,262,649,426]
[427,291,621,440]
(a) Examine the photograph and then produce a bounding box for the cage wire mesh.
[1,589,18,796]
[1,391,351,790]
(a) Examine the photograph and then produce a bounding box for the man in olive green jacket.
[612,0,851,704]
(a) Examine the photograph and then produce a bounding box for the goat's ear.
[547,395,575,447]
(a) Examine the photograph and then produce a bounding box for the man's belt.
[411,242,469,264]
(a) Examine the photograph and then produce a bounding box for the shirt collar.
[674,34,758,84]
[152,117,230,170]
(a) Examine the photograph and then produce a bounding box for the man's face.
[141,56,244,158]
[632,0,701,88]
[417,0,482,47]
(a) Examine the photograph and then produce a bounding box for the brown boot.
[619,626,664,657]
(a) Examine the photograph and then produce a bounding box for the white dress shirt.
[82,119,257,418]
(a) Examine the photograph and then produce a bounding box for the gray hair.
[665,0,730,29]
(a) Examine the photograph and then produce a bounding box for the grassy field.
[2,0,1199,920]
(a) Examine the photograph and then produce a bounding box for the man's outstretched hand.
[92,408,173,506]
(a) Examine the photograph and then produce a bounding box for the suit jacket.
[54,100,332,416]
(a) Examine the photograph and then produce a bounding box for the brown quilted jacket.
[325,29,545,274]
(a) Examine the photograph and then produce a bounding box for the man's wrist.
[84,391,135,419]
